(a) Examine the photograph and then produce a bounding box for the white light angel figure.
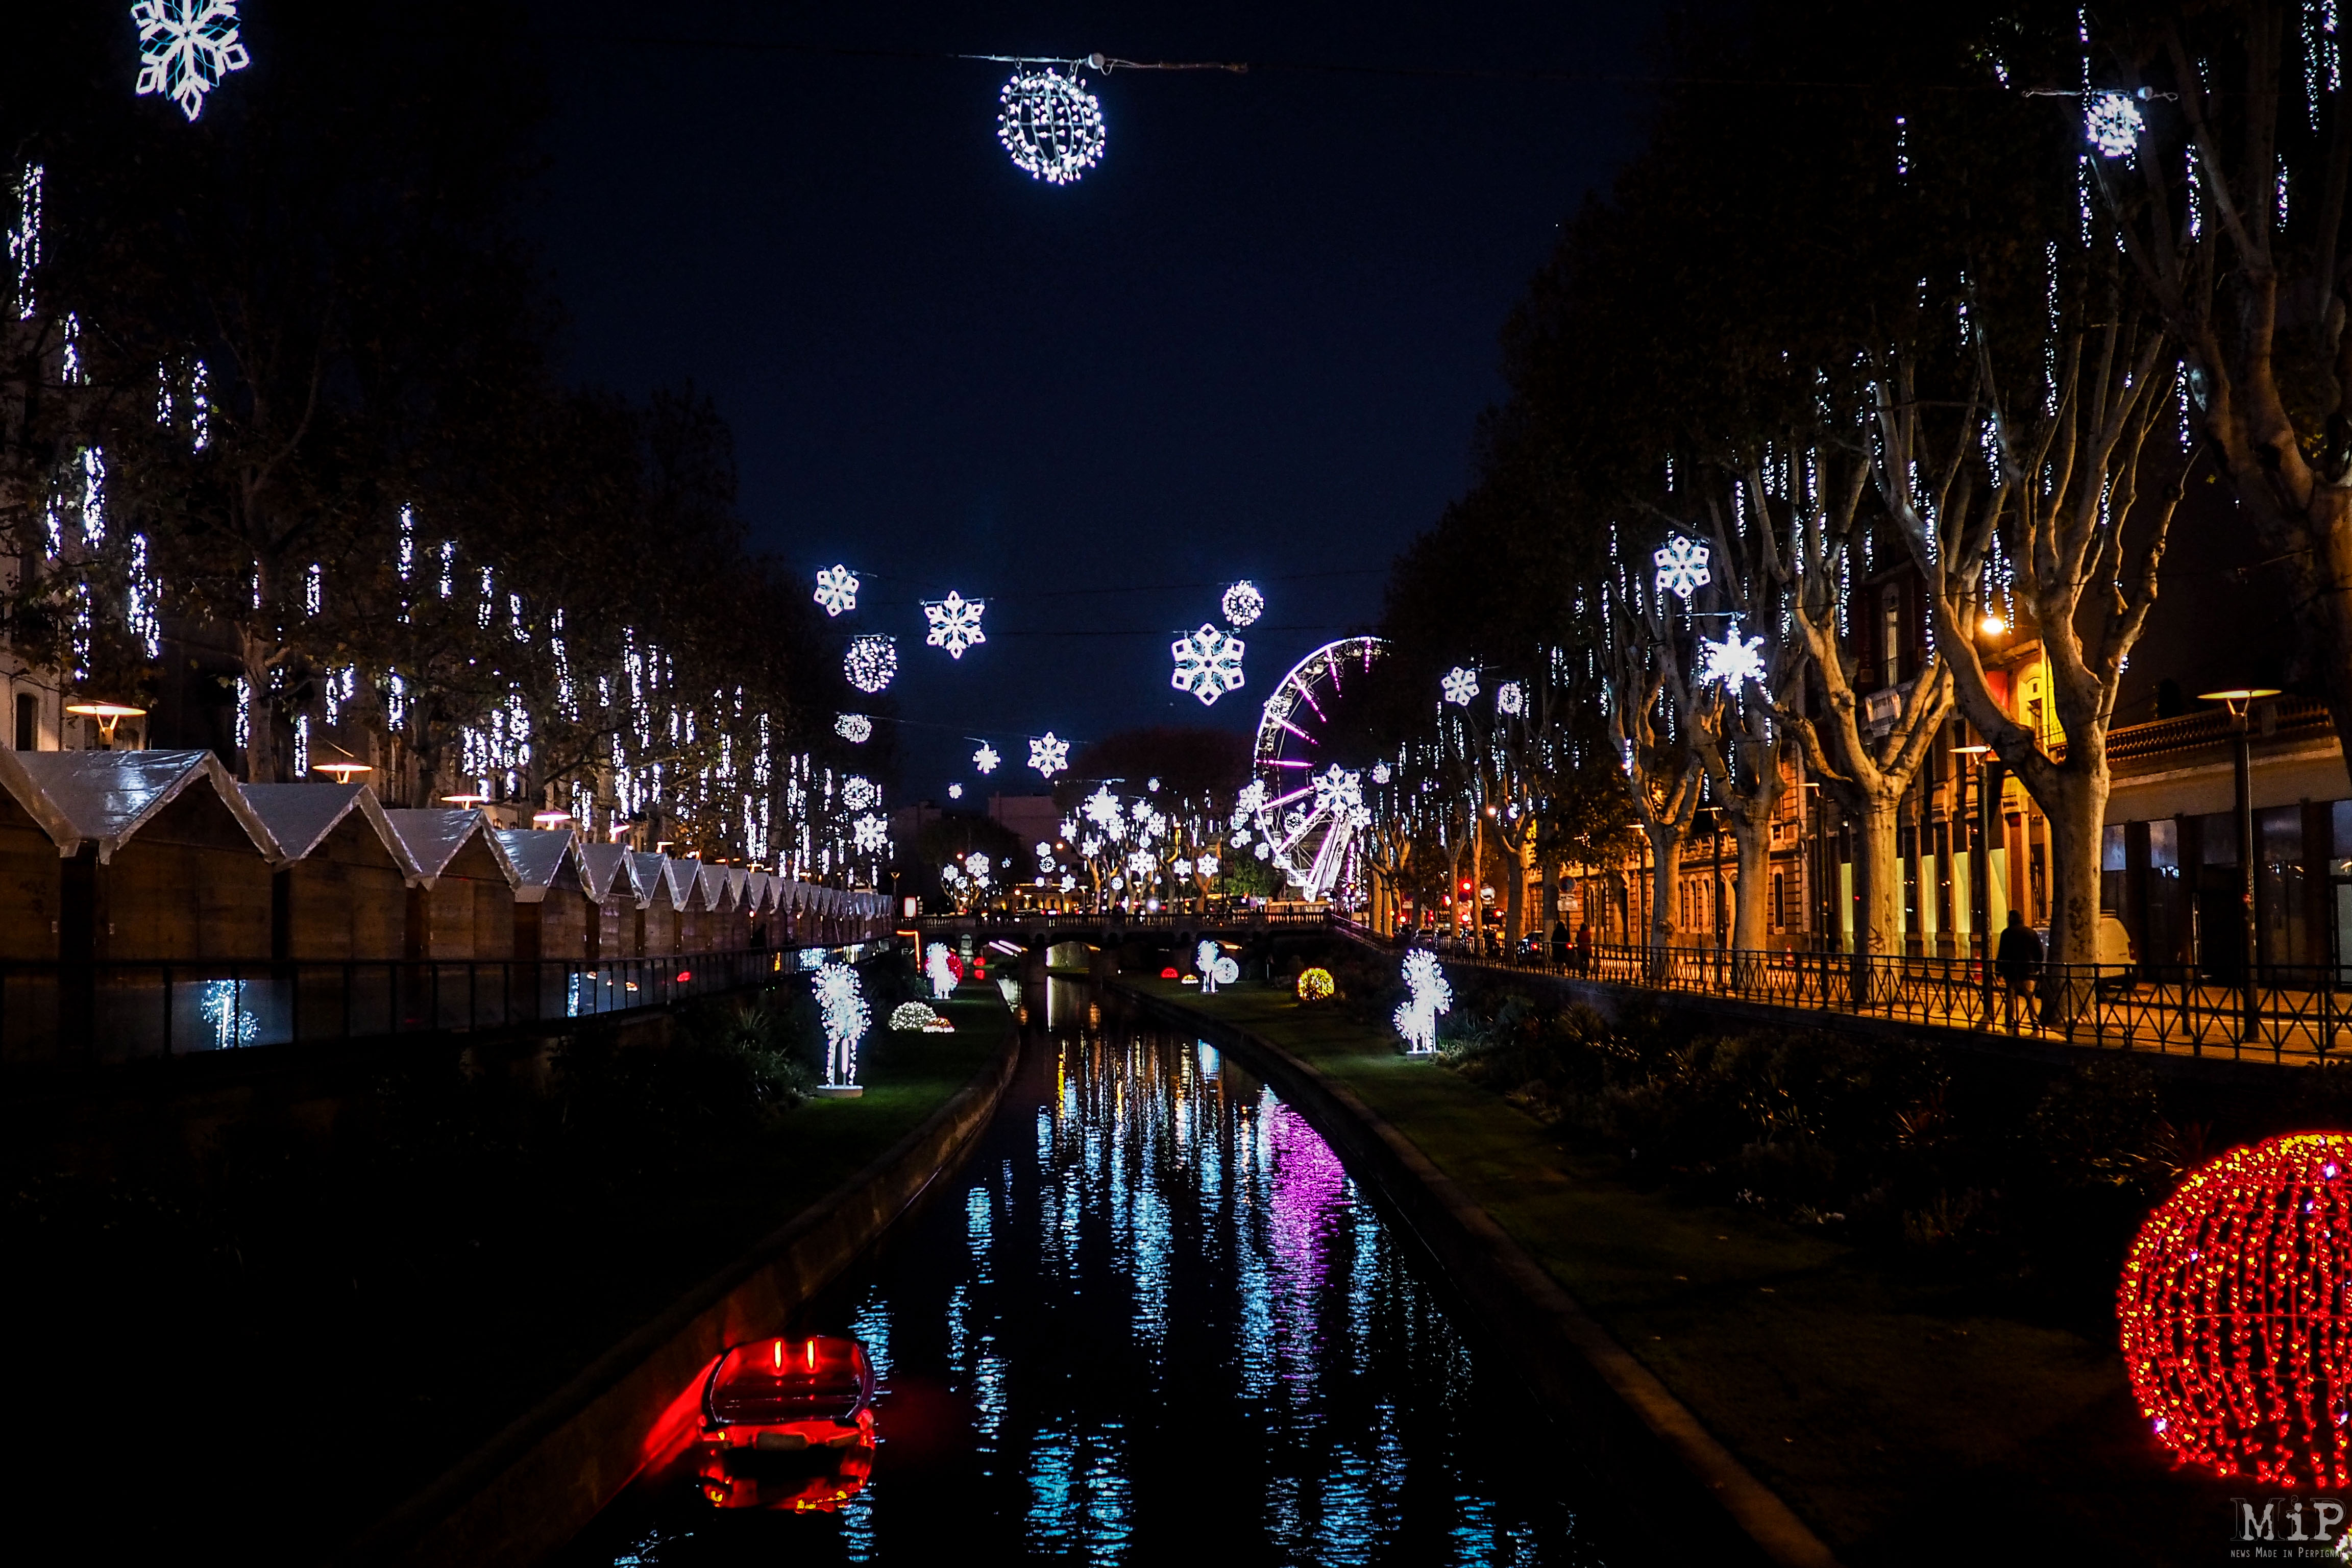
[1393,950,1452,1056]
[813,564,860,617]
[924,591,986,658]
[132,2,251,122]
[1028,732,1068,777]
[925,942,959,999]
[1440,666,1479,706]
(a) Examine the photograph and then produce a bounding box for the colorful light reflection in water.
[567,987,1600,1566]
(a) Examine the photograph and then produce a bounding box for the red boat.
[693,1335,877,1511]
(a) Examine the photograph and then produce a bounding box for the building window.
[13,692,34,752]
[1881,585,1903,684]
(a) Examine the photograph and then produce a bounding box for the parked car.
[694,1335,877,1512]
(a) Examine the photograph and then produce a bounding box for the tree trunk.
[1503,836,1533,952]
[1645,821,1682,981]
[1849,793,1901,1002]
[2041,758,2111,1021]
[1729,820,1770,953]
[238,628,280,783]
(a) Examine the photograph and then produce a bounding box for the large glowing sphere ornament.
[997,68,1106,185]
[132,2,251,121]
[2088,91,2146,159]
[2118,1133,2352,1485]
[835,714,873,743]
[1221,581,1265,627]
[1029,732,1069,778]
[1495,681,1526,717]
[813,564,860,617]
[1171,624,1246,705]
[923,591,986,659]
[844,635,897,694]
[1653,534,1711,600]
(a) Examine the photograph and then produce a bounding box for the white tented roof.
[0,749,274,864]
[492,828,579,903]
[382,808,521,887]
[577,842,641,903]
[632,852,687,910]
[238,782,418,874]
[694,861,730,911]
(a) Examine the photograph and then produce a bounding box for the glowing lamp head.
[65,700,146,744]
[440,793,488,807]
[1979,614,2007,635]
[532,809,572,827]
[2119,1133,2352,1486]
[314,762,373,784]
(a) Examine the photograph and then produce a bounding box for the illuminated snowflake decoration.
[1170,624,1246,706]
[997,67,1106,186]
[1440,666,1479,706]
[1393,950,1453,1056]
[973,742,1000,774]
[1146,776,1161,793]
[813,564,860,617]
[1083,785,1123,834]
[1371,761,1392,785]
[923,591,987,659]
[841,775,878,811]
[1126,849,1157,878]
[948,783,963,800]
[1313,765,1363,820]
[1496,681,1525,717]
[1059,873,1076,892]
[1173,857,1193,878]
[852,813,888,854]
[1029,732,1069,778]
[1653,534,1711,599]
[967,852,992,880]
[1060,817,1078,839]
[835,713,873,743]
[1196,852,1219,877]
[1221,580,1265,627]
[132,2,251,122]
[1696,619,1767,692]
[2087,91,2145,159]
[845,635,897,694]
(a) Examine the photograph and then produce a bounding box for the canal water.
[562,985,1606,1565]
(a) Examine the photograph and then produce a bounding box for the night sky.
[520,2,1651,799]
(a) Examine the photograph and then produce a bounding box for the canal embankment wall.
[336,1007,1023,1568]
[1124,983,1841,1568]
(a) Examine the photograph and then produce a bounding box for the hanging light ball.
[997,67,1106,186]
[2118,1132,2352,1486]
[1221,580,1265,627]
[844,635,897,694]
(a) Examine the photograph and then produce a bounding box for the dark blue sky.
[521,2,1652,798]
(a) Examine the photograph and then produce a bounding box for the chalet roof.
[382,808,520,887]
[694,861,732,911]
[576,842,641,903]
[0,748,275,864]
[632,851,687,910]
[492,828,579,903]
[725,866,751,907]
[744,870,772,913]
[238,782,418,874]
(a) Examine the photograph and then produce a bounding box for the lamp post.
[2198,688,2280,1041]
[63,700,145,749]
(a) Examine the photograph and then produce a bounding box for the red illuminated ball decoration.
[2118,1132,2352,1486]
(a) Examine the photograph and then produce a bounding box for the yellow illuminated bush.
[1296,967,1336,1003]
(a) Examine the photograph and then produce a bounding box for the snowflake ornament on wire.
[853,814,888,853]
[923,591,987,659]
[1496,681,1526,717]
[132,2,251,122]
[841,775,878,812]
[1313,765,1363,819]
[813,564,860,617]
[947,783,963,800]
[2087,91,2145,159]
[844,635,897,693]
[1029,732,1069,778]
[1440,667,1480,706]
[1221,580,1265,627]
[1654,534,1711,599]
[835,714,873,743]
[1170,624,1246,705]
[1371,761,1393,785]
[997,67,1106,185]
[973,742,1000,774]
[1696,619,1767,691]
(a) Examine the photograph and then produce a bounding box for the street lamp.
[2198,688,2281,1039]
[64,700,145,747]
[314,761,372,785]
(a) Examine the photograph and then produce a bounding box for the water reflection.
[568,982,1599,1565]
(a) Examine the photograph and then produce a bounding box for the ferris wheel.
[1244,636,1386,903]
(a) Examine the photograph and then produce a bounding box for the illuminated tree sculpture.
[925,942,959,999]
[2118,1133,2352,1487]
[813,962,869,1087]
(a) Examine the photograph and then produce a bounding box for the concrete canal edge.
[1124,986,1841,1568]
[337,1012,1023,1568]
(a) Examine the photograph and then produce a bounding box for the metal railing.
[2,938,901,1071]
[1333,919,2352,1065]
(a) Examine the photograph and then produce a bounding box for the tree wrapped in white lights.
[813,962,869,1086]
[925,941,959,999]
[1393,950,1451,1056]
